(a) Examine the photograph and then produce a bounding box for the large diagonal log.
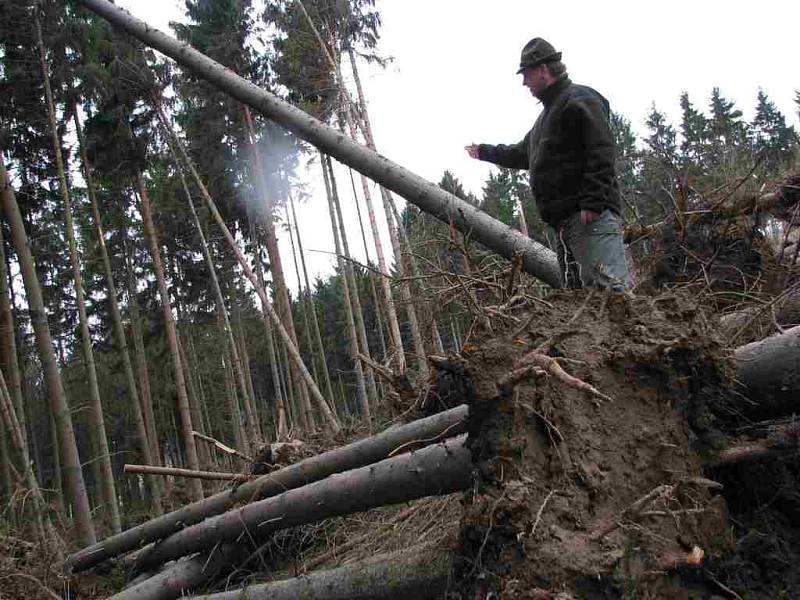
[734,325,800,418]
[187,545,452,600]
[132,436,471,572]
[74,0,562,288]
[64,406,468,574]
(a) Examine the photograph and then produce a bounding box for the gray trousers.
[556,209,630,290]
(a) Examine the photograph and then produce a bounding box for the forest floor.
[4,289,800,599]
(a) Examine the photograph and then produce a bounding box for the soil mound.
[448,290,737,598]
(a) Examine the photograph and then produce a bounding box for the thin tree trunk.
[348,167,389,366]
[136,173,204,502]
[123,233,160,468]
[219,317,246,452]
[347,48,429,377]
[242,107,314,432]
[321,155,371,427]
[157,116,259,450]
[0,368,60,551]
[290,195,337,416]
[179,332,214,472]
[251,217,289,438]
[284,202,326,412]
[0,159,96,546]
[76,0,562,287]
[0,224,25,448]
[232,309,259,434]
[36,14,116,534]
[155,105,338,433]
[326,157,379,409]
[294,0,406,373]
[74,106,160,520]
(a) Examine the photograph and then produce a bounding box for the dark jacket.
[478,76,621,227]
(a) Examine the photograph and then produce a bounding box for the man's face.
[521,64,548,97]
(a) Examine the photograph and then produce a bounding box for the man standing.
[466,38,630,290]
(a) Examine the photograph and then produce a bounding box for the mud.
[445,290,746,598]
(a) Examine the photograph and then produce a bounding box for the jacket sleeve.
[565,96,617,213]
[477,131,530,170]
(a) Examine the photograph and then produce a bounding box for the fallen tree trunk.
[186,545,452,600]
[734,325,800,418]
[133,436,471,572]
[123,465,252,482]
[64,406,468,573]
[74,0,561,288]
[109,544,249,600]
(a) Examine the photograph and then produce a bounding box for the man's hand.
[580,209,601,225]
[465,144,480,159]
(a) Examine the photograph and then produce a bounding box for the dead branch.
[193,431,252,462]
[123,464,252,482]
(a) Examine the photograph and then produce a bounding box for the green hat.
[516,37,562,73]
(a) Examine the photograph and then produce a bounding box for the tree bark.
[322,155,371,427]
[133,436,471,571]
[75,0,562,288]
[0,222,25,450]
[251,216,289,438]
[327,156,380,410]
[347,48,429,378]
[291,195,338,412]
[243,107,314,431]
[734,324,800,418]
[74,106,161,519]
[136,173,204,502]
[36,13,118,534]
[109,543,250,600]
[160,105,337,433]
[0,160,96,546]
[63,405,468,573]
[124,233,160,467]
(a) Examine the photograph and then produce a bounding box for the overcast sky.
[119,0,800,294]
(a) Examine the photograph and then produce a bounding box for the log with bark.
[185,545,451,600]
[734,324,800,418]
[64,406,468,573]
[74,0,562,288]
[131,436,471,572]
[109,544,250,600]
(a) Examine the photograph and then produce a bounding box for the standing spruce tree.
[751,89,797,174]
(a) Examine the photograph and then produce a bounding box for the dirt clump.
[447,290,736,598]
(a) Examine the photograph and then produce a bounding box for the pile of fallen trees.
[61,320,799,599]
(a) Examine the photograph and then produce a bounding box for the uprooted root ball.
[448,290,736,599]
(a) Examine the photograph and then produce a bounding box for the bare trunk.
[0,223,25,448]
[290,195,338,415]
[348,48,429,378]
[133,436,470,571]
[76,0,562,283]
[136,173,204,502]
[322,155,371,426]
[251,217,289,437]
[243,107,314,431]
[190,545,451,600]
[124,235,161,468]
[64,405,468,573]
[327,157,380,409]
[734,324,800,418]
[74,107,160,519]
[36,14,118,534]
[0,161,96,546]
[156,106,338,433]
[154,108,260,449]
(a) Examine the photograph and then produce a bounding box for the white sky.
[120,0,800,295]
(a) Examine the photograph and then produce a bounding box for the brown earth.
[440,289,786,599]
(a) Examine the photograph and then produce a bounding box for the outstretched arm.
[464,132,531,170]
